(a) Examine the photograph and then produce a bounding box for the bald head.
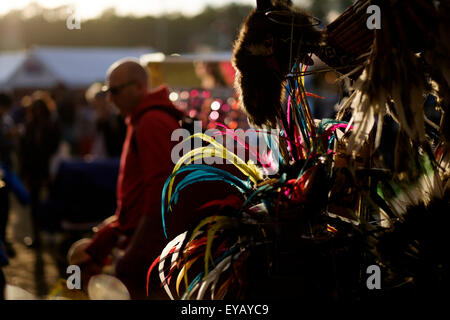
[105,58,150,116]
[107,58,149,88]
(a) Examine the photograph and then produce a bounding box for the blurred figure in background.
[55,89,77,156]
[0,92,16,295]
[19,91,60,247]
[0,92,15,256]
[85,82,126,159]
[74,97,96,158]
[194,61,227,89]
[0,237,7,299]
[71,58,185,299]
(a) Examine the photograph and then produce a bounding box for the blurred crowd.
[0,64,339,253]
[0,84,127,253]
[0,56,342,299]
[0,78,249,274]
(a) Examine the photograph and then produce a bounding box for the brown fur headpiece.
[232,0,323,128]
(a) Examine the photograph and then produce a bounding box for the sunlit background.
[0,0,355,298]
[0,0,351,131]
[1,0,268,18]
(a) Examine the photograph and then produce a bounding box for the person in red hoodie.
[72,58,186,298]
[72,58,246,299]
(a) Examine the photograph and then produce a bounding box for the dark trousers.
[0,187,9,243]
[0,268,5,300]
[29,181,42,242]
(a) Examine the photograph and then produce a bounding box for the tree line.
[0,1,353,53]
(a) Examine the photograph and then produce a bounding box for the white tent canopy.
[0,46,154,90]
[140,51,232,64]
[0,51,27,91]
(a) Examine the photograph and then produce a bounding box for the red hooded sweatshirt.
[85,85,183,265]
[85,85,245,299]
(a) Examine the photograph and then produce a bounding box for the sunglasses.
[103,80,135,95]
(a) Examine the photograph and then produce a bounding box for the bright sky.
[0,0,263,18]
